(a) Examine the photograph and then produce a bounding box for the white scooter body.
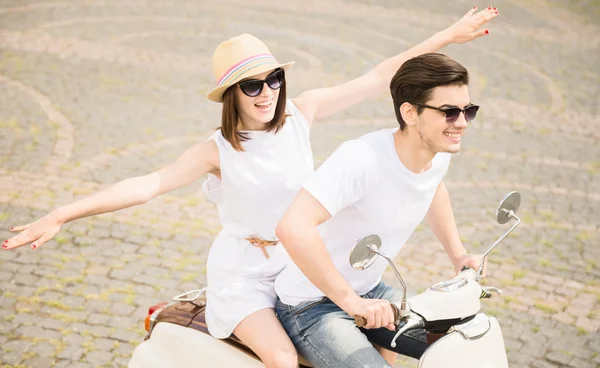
[129,273,507,368]
[129,289,507,368]
[129,322,265,368]
[419,313,508,368]
[406,270,508,368]
[408,269,482,321]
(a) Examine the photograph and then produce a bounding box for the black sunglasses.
[413,103,480,123]
[237,69,285,97]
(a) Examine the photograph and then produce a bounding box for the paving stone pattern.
[1,0,599,367]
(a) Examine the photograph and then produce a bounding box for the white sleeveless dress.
[201,100,313,338]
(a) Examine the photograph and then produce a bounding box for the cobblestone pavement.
[1,0,599,367]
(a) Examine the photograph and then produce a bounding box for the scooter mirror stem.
[367,244,410,316]
[478,210,521,277]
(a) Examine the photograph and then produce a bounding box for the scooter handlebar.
[480,286,503,299]
[354,302,400,328]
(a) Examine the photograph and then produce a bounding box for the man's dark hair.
[390,53,469,130]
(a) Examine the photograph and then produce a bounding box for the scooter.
[128,191,521,367]
[349,191,520,367]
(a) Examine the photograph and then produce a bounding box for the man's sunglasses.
[413,103,480,123]
[238,69,285,97]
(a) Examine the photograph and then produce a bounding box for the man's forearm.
[425,182,467,264]
[279,226,360,312]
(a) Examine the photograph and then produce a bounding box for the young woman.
[3,7,497,367]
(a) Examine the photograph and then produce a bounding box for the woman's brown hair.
[220,71,288,151]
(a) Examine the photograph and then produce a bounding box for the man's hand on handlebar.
[347,298,396,331]
[453,253,487,276]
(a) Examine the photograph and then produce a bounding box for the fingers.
[9,223,32,232]
[387,302,395,325]
[464,6,478,18]
[2,227,52,250]
[466,255,487,275]
[464,29,491,42]
[365,309,374,328]
[3,230,40,250]
[477,6,498,16]
[365,308,377,329]
[29,231,54,250]
[3,223,34,249]
[374,309,383,330]
[475,6,499,25]
[467,256,480,269]
[385,303,395,331]
[363,300,393,329]
[451,6,498,44]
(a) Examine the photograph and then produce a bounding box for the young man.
[274,53,484,367]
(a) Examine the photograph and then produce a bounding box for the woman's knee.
[261,347,298,368]
[234,309,299,368]
[375,344,397,366]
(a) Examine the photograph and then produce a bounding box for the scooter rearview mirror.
[349,234,382,270]
[496,191,521,224]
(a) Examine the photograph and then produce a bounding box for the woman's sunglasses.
[237,69,285,97]
[413,103,480,123]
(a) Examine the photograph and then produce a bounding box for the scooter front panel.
[408,273,482,321]
[418,314,508,368]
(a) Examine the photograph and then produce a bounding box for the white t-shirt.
[275,128,451,306]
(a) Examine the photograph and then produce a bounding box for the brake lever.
[480,286,502,299]
[390,314,424,348]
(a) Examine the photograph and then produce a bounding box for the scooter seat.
[142,298,314,367]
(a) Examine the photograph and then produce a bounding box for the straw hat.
[207,34,295,103]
